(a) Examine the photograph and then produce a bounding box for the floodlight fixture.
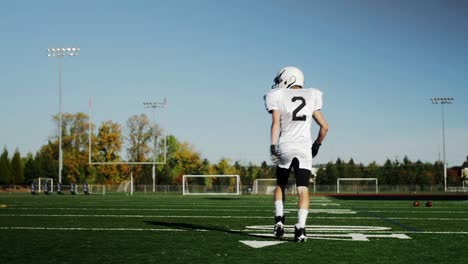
[47,47,80,57]
[47,47,80,183]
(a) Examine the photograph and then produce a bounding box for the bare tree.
[126,114,158,162]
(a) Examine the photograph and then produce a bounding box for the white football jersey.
[264,87,323,169]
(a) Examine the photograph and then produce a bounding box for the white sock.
[275,200,283,217]
[297,209,308,228]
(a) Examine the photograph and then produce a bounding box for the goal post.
[33,178,54,193]
[182,175,240,195]
[76,184,106,195]
[337,178,378,194]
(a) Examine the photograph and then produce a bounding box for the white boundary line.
[2,214,468,221]
[4,202,466,209]
[0,226,467,235]
[1,208,356,214]
[246,230,468,235]
[7,207,468,214]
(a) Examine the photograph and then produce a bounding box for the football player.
[264,66,329,242]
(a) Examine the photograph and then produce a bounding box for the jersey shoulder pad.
[306,88,323,111]
[304,87,322,95]
[264,88,283,112]
[265,87,283,96]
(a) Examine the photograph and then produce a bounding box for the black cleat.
[294,225,307,242]
[274,215,285,239]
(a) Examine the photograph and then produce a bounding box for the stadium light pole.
[143,100,166,192]
[48,48,80,184]
[430,97,454,192]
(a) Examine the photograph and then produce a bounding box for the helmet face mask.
[272,66,304,89]
[273,70,285,87]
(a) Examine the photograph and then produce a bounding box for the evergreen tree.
[346,158,357,178]
[37,150,58,180]
[23,153,37,184]
[0,147,11,184]
[317,161,338,185]
[11,148,24,184]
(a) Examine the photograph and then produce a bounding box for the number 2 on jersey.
[292,96,306,121]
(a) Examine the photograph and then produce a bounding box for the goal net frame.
[182,175,241,196]
[252,178,295,195]
[76,184,106,195]
[337,178,378,194]
[116,173,135,195]
[33,178,54,193]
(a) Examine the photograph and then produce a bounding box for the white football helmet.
[272,66,304,89]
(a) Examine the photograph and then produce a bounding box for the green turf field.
[1,193,467,264]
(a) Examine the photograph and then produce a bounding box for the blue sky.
[1,0,467,166]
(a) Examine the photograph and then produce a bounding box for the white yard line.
[1,226,467,236]
[246,230,468,235]
[0,214,268,218]
[2,204,295,208]
[365,210,468,214]
[3,207,275,212]
[1,208,355,214]
[2,214,468,221]
[5,203,466,209]
[0,226,184,231]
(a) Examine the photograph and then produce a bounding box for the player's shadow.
[144,220,274,240]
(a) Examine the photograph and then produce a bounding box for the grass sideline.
[1,193,468,264]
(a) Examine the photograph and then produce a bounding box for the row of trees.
[0,147,24,185]
[0,112,466,187]
[315,157,465,187]
[0,112,274,186]
[0,143,273,186]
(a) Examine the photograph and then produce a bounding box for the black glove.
[312,141,321,158]
[270,144,279,164]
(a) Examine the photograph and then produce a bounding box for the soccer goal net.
[33,178,54,193]
[76,184,106,195]
[252,178,298,195]
[117,180,132,193]
[182,175,240,195]
[337,178,378,194]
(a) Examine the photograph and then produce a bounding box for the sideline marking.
[240,240,286,248]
